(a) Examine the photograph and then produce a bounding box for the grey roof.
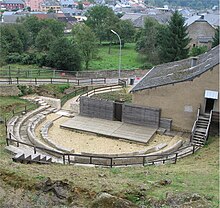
[41,0,60,7]
[121,12,171,28]
[3,0,24,4]
[186,14,220,27]
[198,36,213,43]
[131,45,220,92]
[2,14,25,23]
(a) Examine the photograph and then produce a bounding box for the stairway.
[12,152,52,164]
[192,113,211,146]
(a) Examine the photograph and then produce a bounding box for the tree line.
[0,6,219,71]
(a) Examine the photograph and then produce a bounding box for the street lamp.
[111,29,121,80]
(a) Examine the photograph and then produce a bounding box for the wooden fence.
[6,135,199,168]
[0,77,108,85]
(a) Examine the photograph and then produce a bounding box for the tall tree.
[47,37,81,71]
[72,24,97,70]
[212,26,219,48]
[35,28,55,51]
[135,17,164,64]
[159,11,190,63]
[85,5,119,43]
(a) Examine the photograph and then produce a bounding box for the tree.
[47,37,82,71]
[35,28,55,51]
[72,24,97,70]
[135,17,163,64]
[212,26,219,48]
[159,11,190,63]
[115,20,135,43]
[0,24,23,53]
[85,5,119,43]
[14,24,30,51]
[189,46,208,56]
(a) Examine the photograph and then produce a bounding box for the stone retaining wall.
[39,96,61,109]
[0,85,21,96]
[76,69,147,78]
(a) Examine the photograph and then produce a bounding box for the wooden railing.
[190,106,201,142]
[76,84,124,102]
[204,110,213,141]
[6,135,199,168]
[0,77,109,86]
[61,86,88,106]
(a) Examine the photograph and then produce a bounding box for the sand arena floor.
[35,114,181,154]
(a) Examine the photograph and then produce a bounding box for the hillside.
[0,96,219,207]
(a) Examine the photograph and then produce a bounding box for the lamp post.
[111,29,121,80]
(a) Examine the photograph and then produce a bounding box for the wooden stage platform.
[60,116,157,144]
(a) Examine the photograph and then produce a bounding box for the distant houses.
[0,0,25,10]
[187,16,216,49]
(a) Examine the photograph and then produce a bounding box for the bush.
[6,53,22,63]
[141,62,153,69]
[17,85,33,96]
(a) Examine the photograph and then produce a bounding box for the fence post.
[16,77,19,84]
[35,78,37,85]
[34,147,36,154]
[110,158,113,168]
[6,138,9,146]
[174,153,178,164]
[77,79,79,86]
[68,155,70,164]
[9,132,11,139]
[17,141,19,147]
[67,79,69,84]
[104,78,106,84]
[90,156,92,164]
[50,78,52,84]
[142,156,145,166]
[63,155,65,164]
[192,145,195,154]
[91,78,93,85]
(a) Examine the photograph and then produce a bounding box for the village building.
[40,0,61,13]
[187,16,216,49]
[0,0,25,10]
[130,46,219,132]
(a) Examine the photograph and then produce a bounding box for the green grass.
[89,43,142,70]
[93,87,132,102]
[0,96,219,207]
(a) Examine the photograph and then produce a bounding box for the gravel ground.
[45,115,176,154]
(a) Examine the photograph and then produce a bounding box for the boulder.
[90,193,139,208]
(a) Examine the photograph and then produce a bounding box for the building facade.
[131,46,219,131]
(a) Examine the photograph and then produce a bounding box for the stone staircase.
[191,113,211,146]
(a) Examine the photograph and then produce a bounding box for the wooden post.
[142,156,145,166]
[63,155,65,164]
[16,77,19,84]
[35,78,37,85]
[174,153,178,164]
[50,78,52,84]
[104,78,106,84]
[6,138,9,146]
[91,78,93,85]
[192,145,195,154]
[77,79,79,86]
[68,155,70,164]
[17,141,19,147]
[110,158,113,168]
[90,156,92,164]
[34,147,36,154]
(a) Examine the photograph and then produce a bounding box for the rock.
[90,193,139,208]
[158,179,172,186]
[98,173,106,178]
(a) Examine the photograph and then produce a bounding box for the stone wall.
[0,85,21,96]
[122,103,160,128]
[76,69,147,78]
[39,96,61,109]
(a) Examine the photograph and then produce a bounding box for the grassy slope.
[89,43,141,70]
[0,97,219,207]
